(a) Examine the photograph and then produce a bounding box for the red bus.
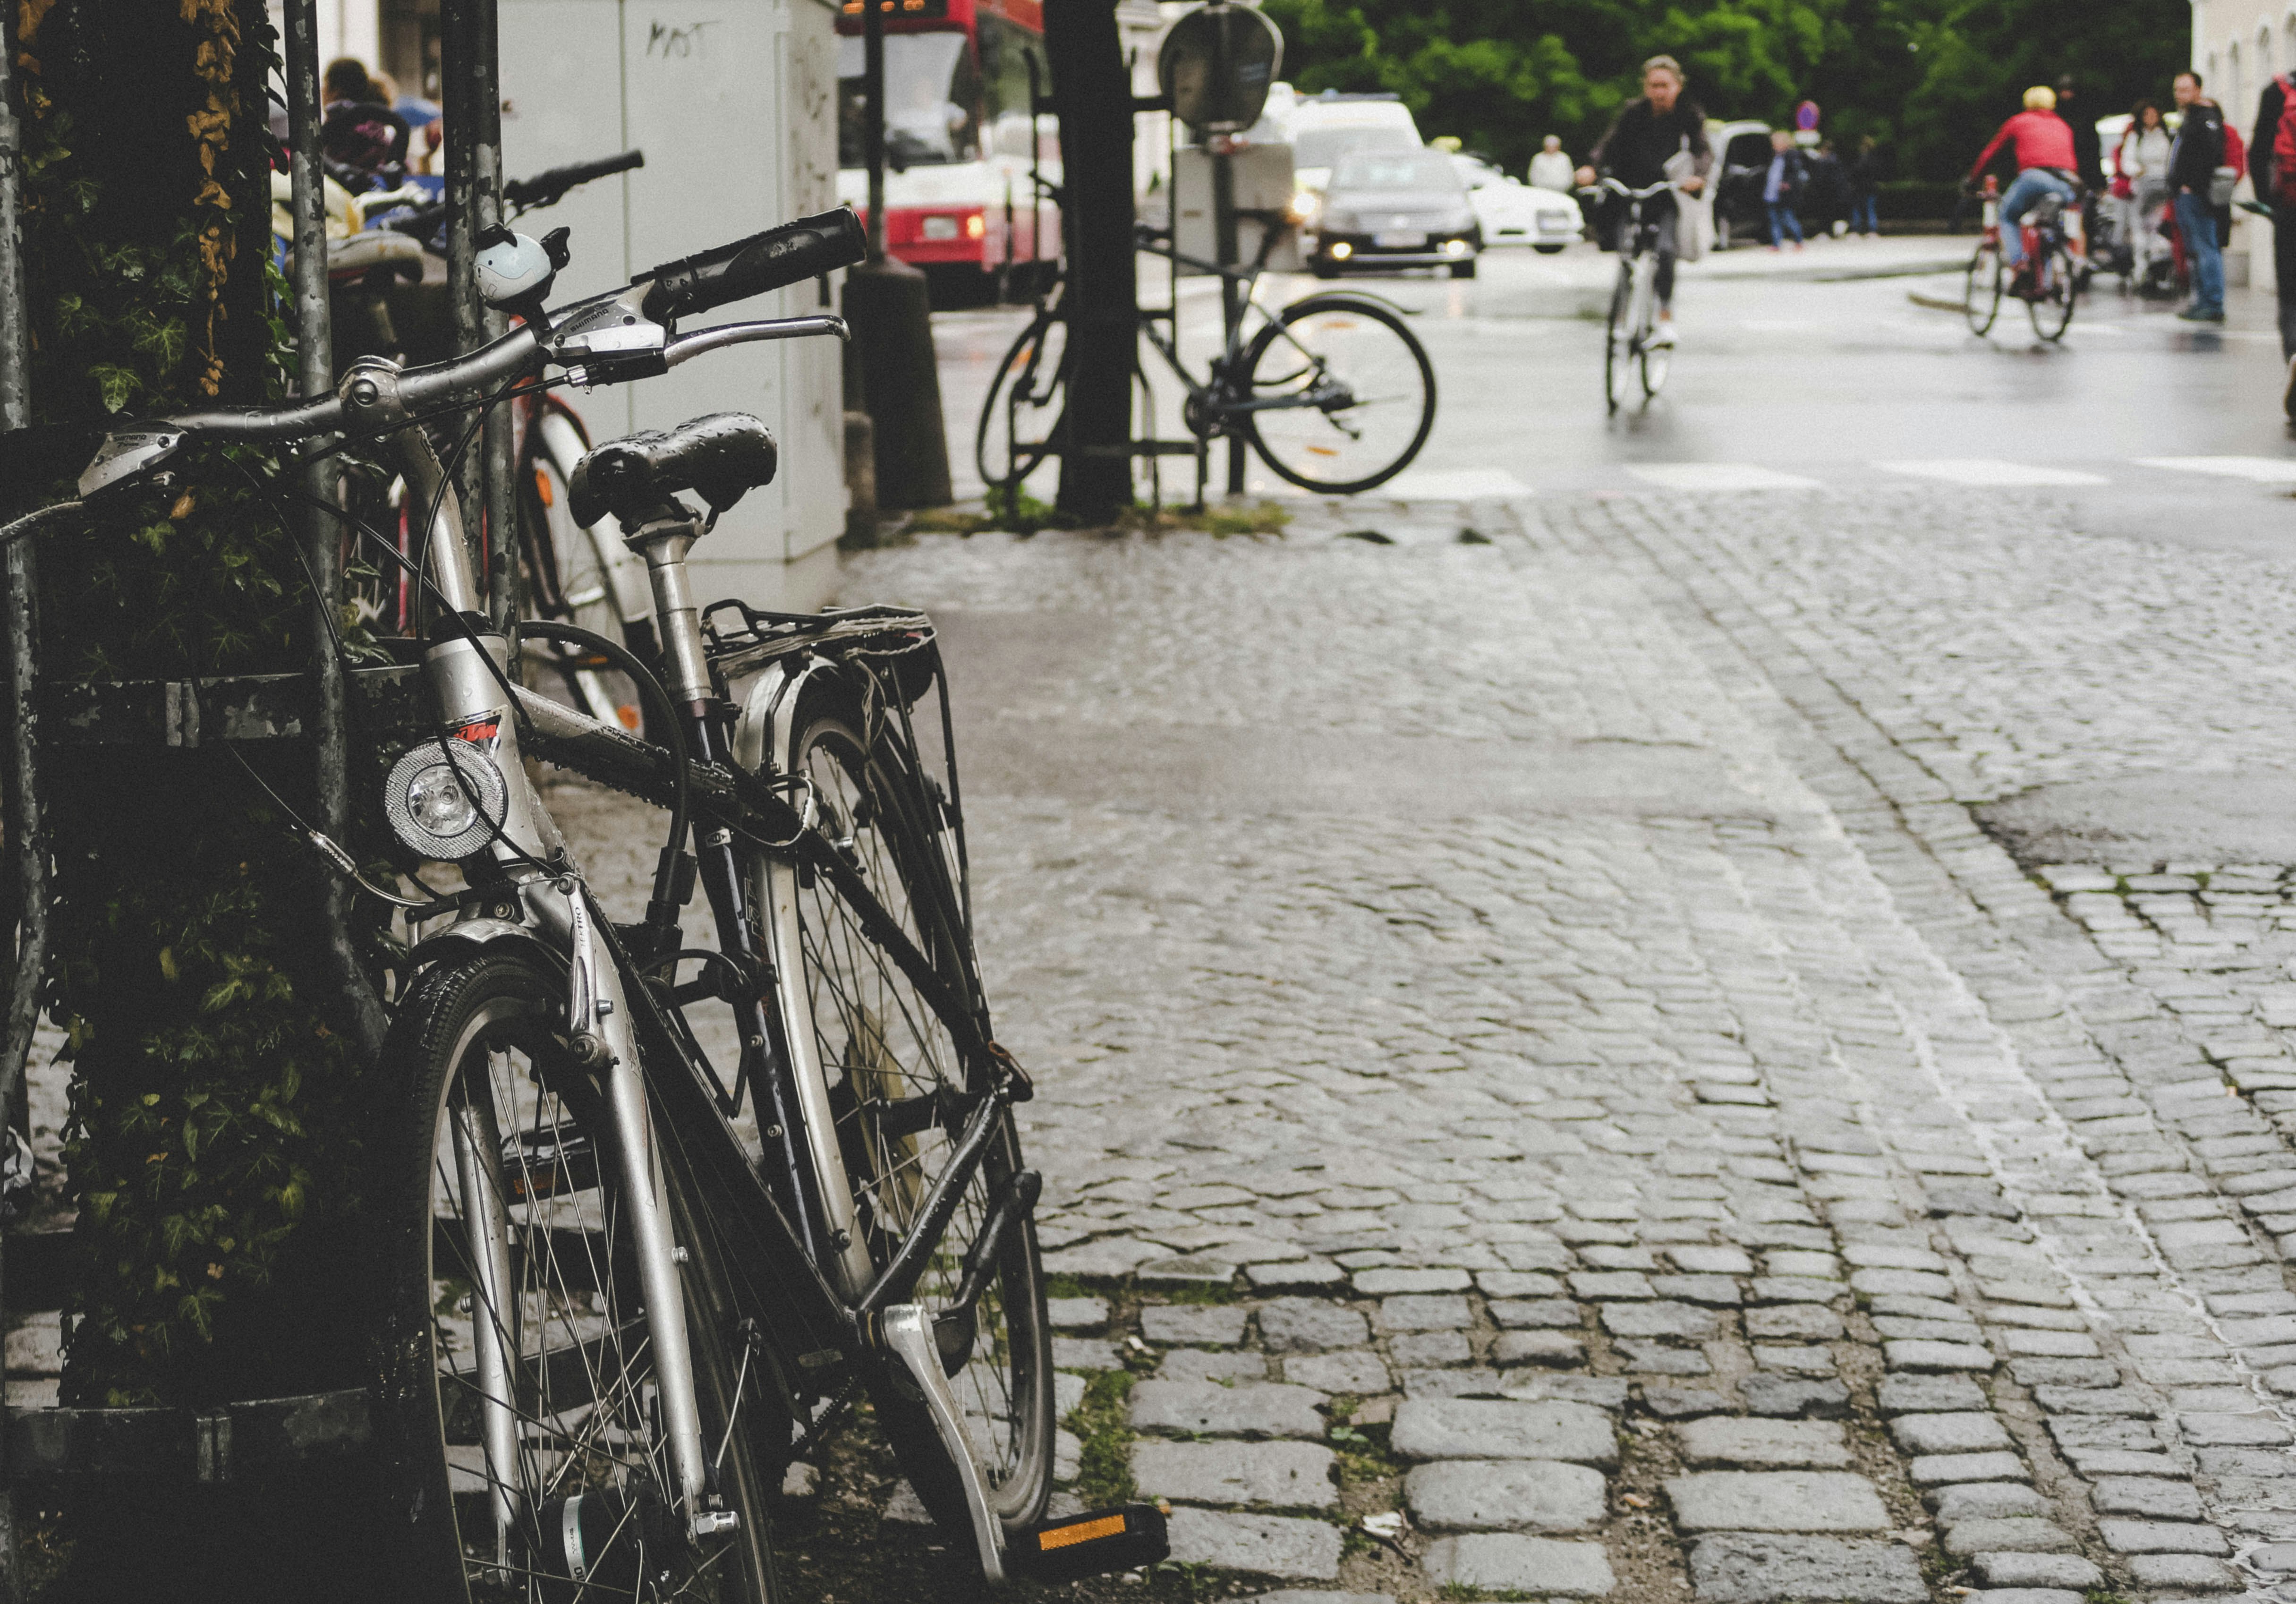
[835,0,1060,298]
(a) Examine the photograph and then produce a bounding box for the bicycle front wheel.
[2029,242,2077,341]
[1964,243,2003,335]
[750,664,1054,1545]
[1242,294,1436,494]
[975,312,1068,492]
[374,952,781,1604]
[1605,265,1636,412]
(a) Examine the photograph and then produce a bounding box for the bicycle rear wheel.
[374,952,780,1603]
[975,312,1069,493]
[748,665,1053,1546]
[2028,242,2077,341]
[1242,294,1436,493]
[1964,243,2003,335]
[1605,265,1636,412]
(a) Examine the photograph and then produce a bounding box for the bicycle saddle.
[569,411,779,530]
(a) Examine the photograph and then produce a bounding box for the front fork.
[423,636,713,1544]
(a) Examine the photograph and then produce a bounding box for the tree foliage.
[1260,0,2191,181]
[17,0,375,1419]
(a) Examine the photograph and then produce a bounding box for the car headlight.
[1290,189,1321,226]
[386,741,508,859]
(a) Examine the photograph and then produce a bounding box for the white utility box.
[1172,142,1301,274]
[499,0,847,612]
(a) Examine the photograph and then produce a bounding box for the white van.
[1280,90,1424,196]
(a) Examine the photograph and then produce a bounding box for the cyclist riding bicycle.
[1968,85,2081,295]
[1576,54,1711,348]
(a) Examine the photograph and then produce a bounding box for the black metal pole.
[286,0,387,1063]
[0,2,34,1591]
[1046,0,1137,523]
[440,0,503,620]
[865,0,886,260]
[472,0,514,627]
[1213,145,1244,495]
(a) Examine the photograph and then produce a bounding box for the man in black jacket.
[1576,56,1713,347]
[2056,76,2104,189]
[2170,70,2227,322]
[2251,72,2296,413]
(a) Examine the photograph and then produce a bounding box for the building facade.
[269,0,850,610]
[2192,0,2290,289]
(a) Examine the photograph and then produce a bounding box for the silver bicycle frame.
[357,360,713,1539]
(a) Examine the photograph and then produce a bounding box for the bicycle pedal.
[1004,1504,1169,1585]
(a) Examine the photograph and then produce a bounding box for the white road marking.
[1628,463,1823,492]
[2135,456,2296,482]
[1873,459,2109,487]
[1377,467,1533,501]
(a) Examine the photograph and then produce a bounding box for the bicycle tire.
[520,407,646,731]
[1241,294,1436,494]
[747,664,1054,1547]
[1964,243,2003,336]
[975,311,1069,492]
[1605,265,1635,412]
[2029,242,2077,341]
[372,951,781,1604]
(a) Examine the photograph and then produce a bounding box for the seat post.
[624,516,714,708]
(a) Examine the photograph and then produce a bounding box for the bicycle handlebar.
[50,207,868,501]
[638,210,865,323]
[1577,179,1680,200]
[505,149,645,213]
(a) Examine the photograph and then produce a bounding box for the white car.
[1450,153,1581,253]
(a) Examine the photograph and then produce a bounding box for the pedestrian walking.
[1848,135,1881,236]
[1762,128,1807,249]
[2169,70,2227,321]
[2248,70,2296,411]
[2115,100,2173,252]
[1530,135,1575,192]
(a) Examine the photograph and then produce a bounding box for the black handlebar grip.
[504,149,646,210]
[638,209,866,324]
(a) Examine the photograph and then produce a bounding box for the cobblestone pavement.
[646,481,2296,1604]
[15,475,2281,1601]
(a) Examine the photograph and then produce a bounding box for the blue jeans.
[1999,168,2075,267]
[1767,202,1803,245]
[1850,195,1878,234]
[2175,190,2225,313]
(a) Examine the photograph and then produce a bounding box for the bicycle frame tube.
[449,1074,521,1562]
[361,358,721,1525]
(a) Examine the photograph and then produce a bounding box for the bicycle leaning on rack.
[1583,178,1681,413]
[8,205,1169,1599]
[1961,173,2079,342]
[977,211,1437,501]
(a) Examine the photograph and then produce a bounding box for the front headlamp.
[385,742,508,860]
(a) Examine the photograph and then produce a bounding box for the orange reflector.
[1306,445,1338,457]
[1035,1514,1130,1552]
[534,468,554,507]
[617,704,642,731]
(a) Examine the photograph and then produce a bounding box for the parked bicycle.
[1583,178,1680,412]
[1962,173,2079,341]
[312,151,660,730]
[9,205,1165,1598]
[977,213,1437,501]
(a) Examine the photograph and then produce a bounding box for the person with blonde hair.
[1575,55,1711,346]
[1967,83,2079,285]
